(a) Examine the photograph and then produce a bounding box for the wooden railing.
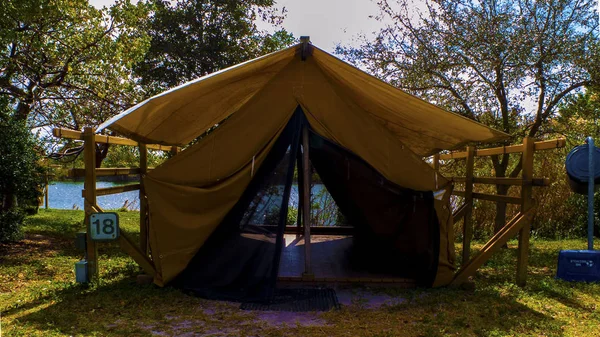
[52,128,179,152]
[433,137,565,286]
[53,127,179,282]
[438,138,566,160]
[55,125,566,288]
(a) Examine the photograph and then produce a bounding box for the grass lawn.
[1,209,599,336]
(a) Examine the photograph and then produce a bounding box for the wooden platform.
[277,234,415,287]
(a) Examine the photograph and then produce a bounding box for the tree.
[0,0,150,145]
[0,98,42,242]
[554,90,600,141]
[134,0,295,93]
[337,0,599,232]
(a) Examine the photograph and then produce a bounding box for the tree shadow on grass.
[9,278,566,337]
[5,277,204,337]
[368,284,563,337]
[6,238,597,337]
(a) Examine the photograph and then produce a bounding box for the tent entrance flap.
[172,108,304,301]
[278,130,440,286]
[173,106,441,300]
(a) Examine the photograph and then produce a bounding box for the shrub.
[265,205,298,226]
[0,209,25,242]
[0,103,43,241]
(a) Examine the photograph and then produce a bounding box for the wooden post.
[517,137,534,286]
[83,127,99,281]
[302,125,313,278]
[462,146,475,265]
[300,36,310,61]
[433,154,440,171]
[139,143,148,256]
[170,146,179,156]
[433,153,440,190]
[44,168,49,209]
[296,149,304,237]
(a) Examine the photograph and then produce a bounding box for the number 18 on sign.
[89,213,119,241]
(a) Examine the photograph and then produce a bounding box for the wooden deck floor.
[277,234,415,286]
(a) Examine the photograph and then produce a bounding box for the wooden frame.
[438,139,566,160]
[53,127,175,282]
[434,137,565,286]
[52,128,179,152]
[302,124,314,279]
[83,128,99,280]
[57,125,564,287]
[69,168,147,177]
[82,183,140,197]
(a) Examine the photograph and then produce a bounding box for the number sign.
[89,213,119,241]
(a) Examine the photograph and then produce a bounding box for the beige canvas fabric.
[98,43,508,156]
[99,43,508,286]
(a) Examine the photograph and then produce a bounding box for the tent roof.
[98,43,509,156]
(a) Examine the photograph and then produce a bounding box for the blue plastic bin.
[75,260,88,283]
[556,250,600,282]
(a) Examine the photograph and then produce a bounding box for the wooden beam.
[82,183,140,197]
[450,177,549,186]
[302,125,313,278]
[462,146,475,265]
[69,167,141,177]
[283,225,354,235]
[517,136,535,286]
[119,230,156,277]
[432,153,441,189]
[451,208,536,286]
[83,127,98,281]
[438,138,566,160]
[453,191,522,204]
[44,170,49,209]
[90,204,103,213]
[432,153,440,170]
[534,138,567,151]
[68,167,156,178]
[453,203,468,224]
[53,128,177,151]
[439,152,468,160]
[139,143,148,256]
[300,36,310,61]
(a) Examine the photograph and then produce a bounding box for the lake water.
[43,181,141,210]
[43,181,325,212]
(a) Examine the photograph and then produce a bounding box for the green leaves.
[0,99,41,204]
[0,98,43,241]
[134,0,295,94]
[0,0,151,132]
[336,0,599,138]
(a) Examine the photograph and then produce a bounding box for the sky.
[88,0,386,52]
[254,0,385,50]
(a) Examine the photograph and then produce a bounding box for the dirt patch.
[335,288,406,309]
[0,233,68,260]
[255,311,329,327]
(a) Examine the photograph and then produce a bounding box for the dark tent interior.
[173,107,440,302]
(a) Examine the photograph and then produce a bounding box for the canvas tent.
[97,41,509,299]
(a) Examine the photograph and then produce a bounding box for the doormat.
[240,288,340,312]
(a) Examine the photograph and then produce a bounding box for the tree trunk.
[95,143,110,168]
[492,154,510,248]
[494,184,509,233]
[14,101,32,122]
[2,193,18,212]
